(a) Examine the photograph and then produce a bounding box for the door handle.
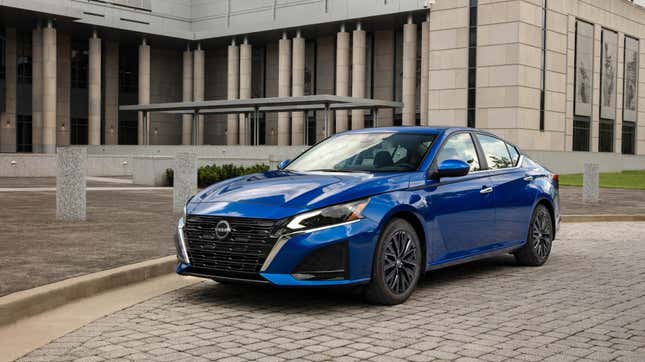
[523,176,534,182]
[480,186,493,194]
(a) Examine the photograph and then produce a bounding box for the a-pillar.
[291,31,305,145]
[104,41,119,145]
[138,38,150,145]
[1,28,17,152]
[336,24,350,133]
[278,32,291,145]
[88,30,101,145]
[226,40,239,145]
[32,25,43,152]
[181,45,193,145]
[420,16,429,126]
[42,20,57,154]
[239,38,252,145]
[352,23,366,130]
[193,43,205,145]
[402,15,417,126]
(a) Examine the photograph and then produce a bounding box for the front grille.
[183,215,282,280]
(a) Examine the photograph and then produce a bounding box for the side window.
[476,134,513,169]
[436,133,481,171]
[506,143,520,166]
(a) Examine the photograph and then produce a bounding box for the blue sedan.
[176,127,559,305]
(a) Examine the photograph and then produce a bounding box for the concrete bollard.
[56,147,87,221]
[582,163,599,203]
[173,152,197,214]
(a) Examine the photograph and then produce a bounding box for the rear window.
[476,134,514,170]
[506,144,520,166]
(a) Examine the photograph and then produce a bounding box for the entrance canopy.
[119,95,402,145]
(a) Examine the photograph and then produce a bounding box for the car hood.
[189,170,411,219]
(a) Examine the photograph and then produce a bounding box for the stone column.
[583,163,599,203]
[1,28,17,152]
[373,30,395,127]
[56,147,87,221]
[239,38,252,145]
[420,18,429,126]
[173,153,197,214]
[181,46,193,145]
[226,40,239,145]
[193,43,205,145]
[104,41,119,145]
[402,16,417,126]
[56,34,71,146]
[292,31,305,145]
[278,33,291,145]
[335,24,350,133]
[138,38,150,145]
[88,31,101,145]
[32,25,43,152]
[352,23,366,130]
[42,20,57,154]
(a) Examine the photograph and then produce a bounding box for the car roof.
[341,126,476,135]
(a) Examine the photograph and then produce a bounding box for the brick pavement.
[18,222,645,361]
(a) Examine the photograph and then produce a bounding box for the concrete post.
[32,26,43,153]
[42,21,57,153]
[88,31,101,145]
[239,38,252,145]
[583,163,600,203]
[336,25,350,133]
[1,28,17,152]
[104,41,119,145]
[402,16,417,125]
[56,147,87,221]
[138,39,150,145]
[173,153,197,214]
[278,33,291,145]
[420,19,429,126]
[181,46,193,145]
[227,40,239,145]
[193,44,205,145]
[352,23,366,130]
[292,31,305,145]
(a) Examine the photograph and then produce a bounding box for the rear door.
[474,134,536,244]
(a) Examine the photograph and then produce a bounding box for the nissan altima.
[175,127,559,305]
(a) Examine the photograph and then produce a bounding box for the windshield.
[285,132,437,173]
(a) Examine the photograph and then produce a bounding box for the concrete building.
[0,0,645,159]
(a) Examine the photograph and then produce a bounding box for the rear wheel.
[515,204,553,266]
[364,219,422,305]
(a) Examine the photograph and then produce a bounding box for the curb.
[562,214,645,223]
[0,255,177,327]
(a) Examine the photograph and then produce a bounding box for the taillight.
[550,174,559,189]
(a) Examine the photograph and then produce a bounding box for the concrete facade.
[0,0,644,166]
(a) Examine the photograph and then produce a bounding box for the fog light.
[291,242,348,281]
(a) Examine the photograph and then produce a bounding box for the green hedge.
[166,163,270,188]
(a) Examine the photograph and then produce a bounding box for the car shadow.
[184,254,521,310]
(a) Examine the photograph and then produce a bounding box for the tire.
[364,218,423,305]
[515,204,554,266]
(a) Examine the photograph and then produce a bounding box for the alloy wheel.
[532,209,553,258]
[383,230,418,294]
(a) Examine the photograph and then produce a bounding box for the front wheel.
[515,204,554,266]
[364,218,422,305]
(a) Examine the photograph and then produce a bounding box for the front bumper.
[176,217,379,287]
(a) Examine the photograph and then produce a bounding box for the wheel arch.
[380,208,428,272]
[534,197,556,239]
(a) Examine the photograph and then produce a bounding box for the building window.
[622,121,636,155]
[16,115,32,152]
[598,120,614,152]
[539,0,547,131]
[71,118,88,145]
[119,45,138,93]
[467,0,478,128]
[71,41,89,89]
[16,33,32,85]
[1,33,5,113]
[599,28,618,152]
[572,116,590,151]
[573,20,594,151]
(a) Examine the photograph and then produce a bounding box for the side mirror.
[277,159,290,170]
[435,159,470,179]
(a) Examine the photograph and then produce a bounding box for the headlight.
[286,199,370,232]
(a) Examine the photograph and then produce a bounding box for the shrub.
[166,163,270,188]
